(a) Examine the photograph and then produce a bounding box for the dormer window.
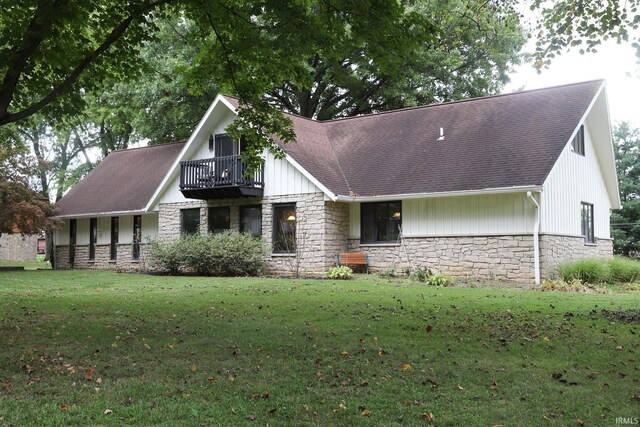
[571,125,585,156]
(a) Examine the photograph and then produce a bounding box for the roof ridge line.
[225,80,605,126]
[110,141,186,154]
[313,79,606,124]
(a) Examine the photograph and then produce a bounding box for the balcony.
[179,155,264,199]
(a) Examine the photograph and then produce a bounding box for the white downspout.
[527,191,540,285]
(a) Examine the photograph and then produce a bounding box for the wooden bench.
[337,251,369,273]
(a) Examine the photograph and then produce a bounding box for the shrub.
[326,266,354,280]
[411,266,432,282]
[425,273,454,287]
[378,268,397,278]
[149,239,186,274]
[607,257,640,283]
[149,231,265,276]
[557,259,611,284]
[206,231,266,276]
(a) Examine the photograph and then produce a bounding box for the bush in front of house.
[557,256,640,285]
[425,272,454,287]
[206,230,266,276]
[326,266,354,280]
[149,231,266,276]
[557,258,612,284]
[607,256,640,283]
[149,238,187,275]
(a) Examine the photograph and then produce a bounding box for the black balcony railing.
[179,155,264,199]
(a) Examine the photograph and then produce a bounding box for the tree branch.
[0,0,175,127]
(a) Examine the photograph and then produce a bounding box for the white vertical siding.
[142,213,158,241]
[55,219,70,245]
[348,193,535,239]
[76,218,90,245]
[118,216,133,244]
[349,203,360,237]
[97,217,111,245]
[263,155,320,196]
[541,124,612,238]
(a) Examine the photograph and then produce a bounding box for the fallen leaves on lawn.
[103,409,113,415]
[361,409,371,417]
[426,325,433,333]
[246,415,256,421]
[249,392,270,400]
[489,380,499,390]
[60,405,68,411]
[84,366,94,381]
[400,364,411,371]
[421,412,434,421]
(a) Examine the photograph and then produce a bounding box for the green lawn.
[0,256,51,270]
[0,271,638,426]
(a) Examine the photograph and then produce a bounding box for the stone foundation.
[0,233,38,261]
[348,233,614,282]
[540,234,614,278]
[55,243,151,271]
[350,235,535,280]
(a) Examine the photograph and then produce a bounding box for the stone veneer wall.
[347,233,614,281]
[348,235,536,281]
[0,233,38,261]
[539,234,614,278]
[156,192,350,276]
[54,243,152,271]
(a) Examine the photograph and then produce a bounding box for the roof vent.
[437,127,445,141]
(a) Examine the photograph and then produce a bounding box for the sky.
[505,17,640,128]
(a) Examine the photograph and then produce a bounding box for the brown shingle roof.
[54,142,185,216]
[278,80,603,197]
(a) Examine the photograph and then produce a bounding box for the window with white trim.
[581,202,594,243]
[571,125,585,156]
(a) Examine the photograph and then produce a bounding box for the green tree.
[611,121,640,256]
[86,15,216,147]
[0,0,174,127]
[0,138,60,237]
[531,0,640,68]
[266,0,526,119]
[2,1,437,170]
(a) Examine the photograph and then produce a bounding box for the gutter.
[334,185,543,203]
[54,209,147,219]
[527,191,541,285]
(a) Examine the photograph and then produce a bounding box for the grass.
[0,270,638,426]
[0,257,51,270]
[558,256,640,285]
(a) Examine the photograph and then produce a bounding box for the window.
[110,217,119,260]
[361,201,402,244]
[240,205,262,237]
[208,207,230,234]
[69,219,77,264]
[581,202,594,243]
[571,125,585,156]
[89,218,97,260]
[132,215,142,260]
[181,208,200,234]
[214,134,236,157]
[273,204,296,253]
